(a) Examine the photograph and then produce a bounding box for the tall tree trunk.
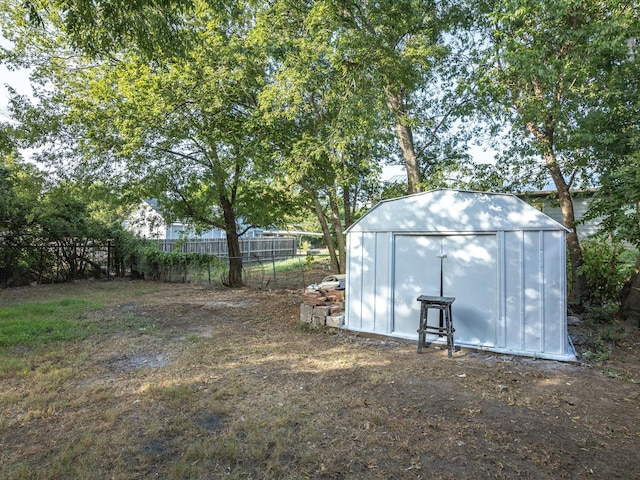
[220,194,243,287]
[621,253,640,329]
[547,161,588,306]
[301,182,341,273]
[327,188,346,273]
[385,88,422,194]
[342,185,354,230]
[526,121,589,307]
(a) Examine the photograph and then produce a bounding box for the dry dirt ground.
[1,280,639,479]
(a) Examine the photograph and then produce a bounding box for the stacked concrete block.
[300,304,345,325]
[300,275,346,328]
[325,315,344,328]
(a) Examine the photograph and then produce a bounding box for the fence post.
[107,240,112,280]
[272,254,277,288]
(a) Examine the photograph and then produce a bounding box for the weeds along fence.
[0,239,115,287]
[148,237,309,287]
[1,234,330,290]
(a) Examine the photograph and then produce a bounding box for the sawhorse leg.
[417,302,427,353]
[445,304,454,358]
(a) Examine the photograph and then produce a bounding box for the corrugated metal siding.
[346,231,366,332]
[346,231,394,334]
[542,231,567,354]
[345,190,575,361]
[503,231,523,350]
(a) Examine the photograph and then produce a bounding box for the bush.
[578,238,636,305]
[132,245,223,283]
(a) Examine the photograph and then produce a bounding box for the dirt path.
[1,281,639,479]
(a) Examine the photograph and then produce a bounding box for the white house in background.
[518,189,600,239]
[123,200,166,239]
[123,200,264,240]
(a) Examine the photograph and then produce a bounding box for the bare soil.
[1,280,639,479]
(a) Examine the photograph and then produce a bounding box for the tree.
[251,0,472,272]
[473,0,638,306]
[321,0,471,193]
[584,31,640,325]
[14,0,194,59]
[3,1,295,287]
[255,0,469,197]
[252,0,395,273]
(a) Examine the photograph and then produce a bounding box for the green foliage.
[473,0,640,190]
[470,0,640,304]
[2,1,304,287]
[578,238,636,305]
[588,154,640,248]
[581,339,612,365]
[580,307,629,365]
[132,245,223,283]
[34,181,112,240]
[0,154,145,285]
[3,0,640,293]
[0,155,44,286]
[0,298,99,347]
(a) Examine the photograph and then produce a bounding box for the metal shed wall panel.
[346,231,394,334]
[345,189,575,361]
[542,231,568,354]
[503,231,525,350]
[500,230,568,357]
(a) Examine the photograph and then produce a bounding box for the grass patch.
[0,298,100,347]
[242,255,333,289]
[242,256,308,274]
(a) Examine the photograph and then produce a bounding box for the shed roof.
[348,189,569,233]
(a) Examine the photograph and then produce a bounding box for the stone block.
[300,303,314,323]
[312,306,331,317]
[325,315,345,328]
[312,315,326,326]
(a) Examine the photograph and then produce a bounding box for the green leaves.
[470,0,639,191]
[4,0,637,284]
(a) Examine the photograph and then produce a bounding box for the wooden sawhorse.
[417,295,455,358]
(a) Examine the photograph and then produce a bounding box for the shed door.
[392,235,497,347]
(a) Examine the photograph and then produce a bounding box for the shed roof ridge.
[347,188,570,233]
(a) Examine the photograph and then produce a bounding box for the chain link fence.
[1,234,333,290]
[0,239,116,287]
[146,253,335,290]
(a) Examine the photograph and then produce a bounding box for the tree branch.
[415,95,474,161]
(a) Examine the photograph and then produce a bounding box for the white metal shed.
[345,189,576,361]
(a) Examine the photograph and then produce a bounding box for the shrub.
[133,244,222,283]
[578,238,636,305]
